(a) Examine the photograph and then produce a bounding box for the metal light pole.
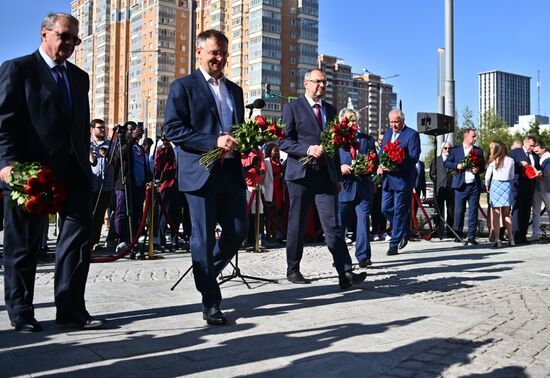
[444,0,455,145]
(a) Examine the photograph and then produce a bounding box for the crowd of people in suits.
[2,17,549,333]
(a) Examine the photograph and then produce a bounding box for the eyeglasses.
[47,29,82,46]
[201,48,228,58]
[443,147,451,150]
[307,79,327,85]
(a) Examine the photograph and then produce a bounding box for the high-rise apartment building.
[478,70,531,127]
[195,0,319,118]
[318,55,397,136]
[72,0,194,137]
[72,0,319,136]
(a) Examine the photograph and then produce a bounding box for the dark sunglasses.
[48,29,82,46]
[443,147,451,150]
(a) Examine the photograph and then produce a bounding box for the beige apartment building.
[72,0,319,137]
[318,55,397,136]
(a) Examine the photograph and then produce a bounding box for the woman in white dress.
[485,140,515,248]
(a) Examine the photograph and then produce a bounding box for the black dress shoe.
[202,306,227,326]
[287,271,311,284]
[467,238,479,245]
[398,237,408,250]
[386,247,398,256]
[339,271,367,289]
[11,319,42,333]
[454,237,462,243]
[56,315,106,330]
[358,258,372,268]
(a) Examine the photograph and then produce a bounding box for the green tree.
[478,109,514,156]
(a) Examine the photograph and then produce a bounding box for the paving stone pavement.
[0,234,549,377]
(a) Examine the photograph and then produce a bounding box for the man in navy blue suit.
[377,110,421,255]
[509,135,540,244]
[279,68,366,289]
[0,13,104,332]
[337,108,376,268]
[163,30,247,325]
[444,128,485,245]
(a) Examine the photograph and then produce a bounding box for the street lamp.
[362,69,400,135]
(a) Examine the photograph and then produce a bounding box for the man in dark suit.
[509,135,540,245]
[279,68,366,289]
[429,142,455,237]
[377,110,421,255]
[163,30,247,325]
[444,128,485,245]
[338,109,377,268]
[0,13,104,332]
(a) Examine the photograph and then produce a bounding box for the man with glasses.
[164,30,247,326]
[429,142,455,238]
[509,135,541,244]
[89,119,114,252]
[279,68,366,289]
[0,13,104,331]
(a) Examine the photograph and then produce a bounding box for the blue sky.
[1,1,548,132]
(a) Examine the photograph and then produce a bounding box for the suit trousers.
[453,183,480,239]
[435,187,454,233]
[184,160,248,310]
[339,192,372,262]
[3,165,93,323]
[530,190,550,237]
[382,188,412,248]
[511,182,535,241]
[285,170,353,275]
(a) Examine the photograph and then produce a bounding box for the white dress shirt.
[485,156,515,186]
[463,144,475,184]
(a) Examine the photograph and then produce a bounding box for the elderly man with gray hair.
[429,141,455,238]
[531,139,550,241]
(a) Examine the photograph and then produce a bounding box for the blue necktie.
[54,65,72,115]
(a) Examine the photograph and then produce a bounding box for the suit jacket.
[0,50,92,186]
[429,155,453,191]
[444,145,485,189]
[279,96,341,184]
[338,132,376,202]
[414,161,427,197]
[380,125,421,191]
[509,147,540,194]
[163,69,245,192]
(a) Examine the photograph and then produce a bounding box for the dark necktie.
[54,65,72,115]
[313,103,323,130]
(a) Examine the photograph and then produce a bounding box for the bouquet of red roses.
[372,140,405,184]
[451,149,483,176]
[6,162,67,215]
[299,116,359,165]
[351,150,378,178]
[200,115,285,171]
[522,164,537,179]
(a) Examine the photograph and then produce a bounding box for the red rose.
[37,168,54,184]
[255,115,267,128]
[340,117,349,127]
[267,124,277,134]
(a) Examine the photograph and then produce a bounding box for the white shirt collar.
[199,66,225,85]
[305,94,323,108]
[39,47,67,70]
